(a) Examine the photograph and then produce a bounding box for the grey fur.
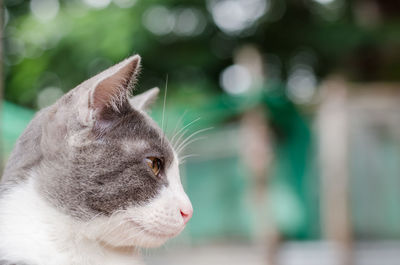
[0,55,174,220]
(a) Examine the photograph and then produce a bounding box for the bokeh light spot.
[286,65,317,104]
[220,64,252,95]
[174,8,206,37]
[113,0,137,8]
[82,0,111,9]
[142,6,175,36]
[30,0,60,22]
[208,0,268,35]
[313,0,335,5]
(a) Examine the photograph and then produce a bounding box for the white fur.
[0,153,192,265]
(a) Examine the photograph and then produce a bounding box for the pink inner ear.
[92,57,140,111]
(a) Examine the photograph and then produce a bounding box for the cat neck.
[0,176,145,265]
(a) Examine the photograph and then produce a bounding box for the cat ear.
[129,87,160,111]
[76,55,141,126]
[90,55,140,114]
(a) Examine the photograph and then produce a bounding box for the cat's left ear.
[129,87,159,111]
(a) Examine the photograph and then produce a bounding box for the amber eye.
[146,157,162,177]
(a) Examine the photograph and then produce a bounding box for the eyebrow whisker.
[170,117,201,148]
[161,74,168,146]
[179,154,199,165]
[176,127,213,155]
[170,110,188,141]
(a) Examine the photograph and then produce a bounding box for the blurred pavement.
[145,241,400,265]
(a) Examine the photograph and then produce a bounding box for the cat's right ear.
[75,55,141,127]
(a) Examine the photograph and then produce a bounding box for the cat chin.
[137,225,186,248]
[129,235,170,248]
[110,222,185,248]
[101,230,175,249]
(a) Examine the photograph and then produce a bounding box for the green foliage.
[4,0,400,108]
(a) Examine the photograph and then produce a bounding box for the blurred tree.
[2,0,400,108]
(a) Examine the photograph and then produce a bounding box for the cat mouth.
[126,219,183,238]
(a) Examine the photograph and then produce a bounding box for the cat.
[0,55,193,265]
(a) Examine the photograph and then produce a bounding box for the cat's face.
[36,56,192,248]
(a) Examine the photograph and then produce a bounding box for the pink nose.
[180,209,193,224]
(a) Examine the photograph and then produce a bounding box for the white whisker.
[170,117,201,148]
[161,75,168,133]
[176,127,213,155]
[179,154,199,165]
[177,136,207,156]
[173,129,188,151]
[161,74,168,146]
[170,110,188,140]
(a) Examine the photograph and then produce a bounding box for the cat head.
[37,55,193,248]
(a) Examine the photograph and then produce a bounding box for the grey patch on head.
[0,55,175,220]
[40,107,174,218]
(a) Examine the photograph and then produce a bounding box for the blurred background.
[1,0,400,264]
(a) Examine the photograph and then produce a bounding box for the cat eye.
[146,157,163,177]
